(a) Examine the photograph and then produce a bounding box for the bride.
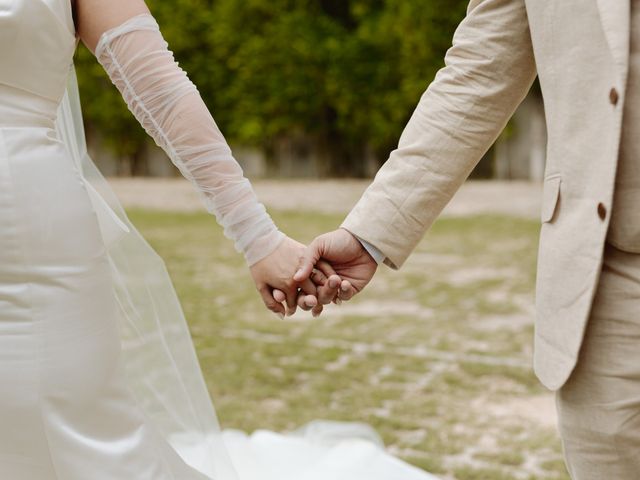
[0,0,438,478]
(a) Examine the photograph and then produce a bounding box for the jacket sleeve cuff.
[352,235,386,265]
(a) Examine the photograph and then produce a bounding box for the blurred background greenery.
[75,0,481,177]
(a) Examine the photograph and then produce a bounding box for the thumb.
[293,236,324,282]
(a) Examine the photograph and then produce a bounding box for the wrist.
[341,228,385,265]
[245,230,286,267]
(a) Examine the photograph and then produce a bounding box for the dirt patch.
[107,178,542,218]
[476,394,558,429]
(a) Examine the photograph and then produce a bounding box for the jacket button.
[597,203,607,220]
[610,88,619,105]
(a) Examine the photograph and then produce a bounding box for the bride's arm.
[75,0,149,50]
[74,0,333,316]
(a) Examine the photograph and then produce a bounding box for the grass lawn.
[127,208,569,480]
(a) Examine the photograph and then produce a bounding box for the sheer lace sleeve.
[94,14,283,265]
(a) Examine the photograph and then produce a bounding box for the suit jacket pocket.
[541,176,561,223]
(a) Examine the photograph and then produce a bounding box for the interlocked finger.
[259,286,285,318]
[311,303,324,318]
[316,260,337,279]
[273,289,286,304]
[298,279,318,311]
[317,274,341,305]
[297,292,318,311]
[337,280,356,302]
[309,267,328,287]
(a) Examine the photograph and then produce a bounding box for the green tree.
[75,0,469,177]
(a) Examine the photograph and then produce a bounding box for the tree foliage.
[75,0,469,176]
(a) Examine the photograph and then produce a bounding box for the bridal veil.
[56,62,239,480]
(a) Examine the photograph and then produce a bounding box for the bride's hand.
[250,236,320,318]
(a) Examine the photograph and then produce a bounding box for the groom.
[295,0,640,478]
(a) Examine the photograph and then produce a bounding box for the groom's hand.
[294,229,377,314]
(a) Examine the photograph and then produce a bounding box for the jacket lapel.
[596,0,631,83]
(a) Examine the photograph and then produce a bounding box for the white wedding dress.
[0,1,437,479]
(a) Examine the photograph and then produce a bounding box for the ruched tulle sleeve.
[95,14,283,265]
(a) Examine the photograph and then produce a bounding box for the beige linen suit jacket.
[342,0,631,391]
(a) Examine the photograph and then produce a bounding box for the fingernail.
[341,284,349,292]
[335,298,342,305]
[294,269,303,278]
[276,313,284,320]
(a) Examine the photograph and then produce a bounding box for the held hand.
[294,228,377,315]
[282,260,344,317]
[250,236,318,318]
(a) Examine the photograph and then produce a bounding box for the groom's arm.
[342,0,536,269]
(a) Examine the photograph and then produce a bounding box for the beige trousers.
[556,242,640,479]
